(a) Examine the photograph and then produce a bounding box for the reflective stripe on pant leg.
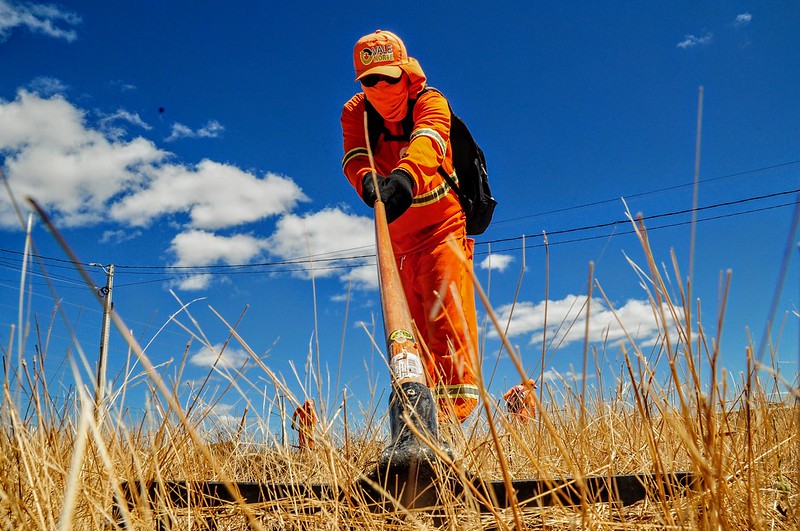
[433,383,480,402]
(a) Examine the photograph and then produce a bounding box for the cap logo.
[360,44,394,66]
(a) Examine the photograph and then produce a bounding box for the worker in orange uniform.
[503,379,537,422]
[341,29,481,442]
[291,399,317,450]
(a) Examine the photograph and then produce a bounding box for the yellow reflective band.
[410,128,447,155]
[411,181,450,206]
[411,171,458,207]
[433,384,480,400]
[342,147,369,169]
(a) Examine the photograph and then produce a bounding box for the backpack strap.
[437,167,462,198]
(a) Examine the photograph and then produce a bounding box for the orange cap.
[353,30,409,81]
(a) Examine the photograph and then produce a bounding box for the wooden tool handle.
[373,200,426,385]
[365,110,426,386]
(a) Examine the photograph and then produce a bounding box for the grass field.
[1,214,798,530]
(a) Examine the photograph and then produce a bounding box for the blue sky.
[1,1,798,427]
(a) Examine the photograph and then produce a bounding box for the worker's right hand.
[360,172,381,207]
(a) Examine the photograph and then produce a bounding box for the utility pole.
[91,263,114,411]
[343,391,349,463]
[279,393,287,450]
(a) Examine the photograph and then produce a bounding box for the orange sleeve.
[341,94,373,198]
[395,89,452,192]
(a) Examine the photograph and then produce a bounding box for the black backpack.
[365,87,497,235]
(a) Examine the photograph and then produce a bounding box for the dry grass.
[1,213,798,530]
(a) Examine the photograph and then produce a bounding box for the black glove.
[360,172,381,206]
[379,170,415,223]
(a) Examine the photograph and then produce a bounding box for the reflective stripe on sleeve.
[410,128,447,155]
[342,147,369,169]
[411,171,458,207]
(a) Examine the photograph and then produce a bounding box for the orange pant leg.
[398,232,479,422]
[298,425,314,449]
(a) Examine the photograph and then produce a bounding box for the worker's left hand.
[379,169,415,223]
[360,172,381,207]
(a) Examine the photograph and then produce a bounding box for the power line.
[487,188,799,245]
[0,185,797,280]
[4,199,795,290]
[489,200,798,255]
[491,159,800,225]
[0,243,374,272]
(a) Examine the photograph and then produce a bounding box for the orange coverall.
[291,400,317,450]
[341,65,480,422]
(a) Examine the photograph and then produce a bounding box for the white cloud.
[340,264,379,290]
[488,294,682,349]
[98,109,152,140]
[479,253,513,272]
[110,160,308,229]
[174,273,213,291]
[0,91,309,230]
[170,230,266,267]
[734,13,752,27]
[541,368,562,383]
[165,120,224,142]
[99,228,141,244]
[0,0,80,42]
[163,212,375,292]
[26,76,67,97]
[0,90,167,227]
[189,401,247,431]
[108,80,137,93]
[197,121,224,138]
[266,208,376,285]
[100,109,152,130]
[677,32,713,49]
[164,123,193,141]
[190,343,250,369]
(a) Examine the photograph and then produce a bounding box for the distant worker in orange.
[341,29,480,434]
[291,399,317,450]
[503,379,537,422]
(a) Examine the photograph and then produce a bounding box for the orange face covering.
[363,76,410,122]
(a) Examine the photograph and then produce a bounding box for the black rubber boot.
[379,381,451,469]
[360,382,459,510]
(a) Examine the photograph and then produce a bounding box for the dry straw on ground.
[1,209,798,530]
